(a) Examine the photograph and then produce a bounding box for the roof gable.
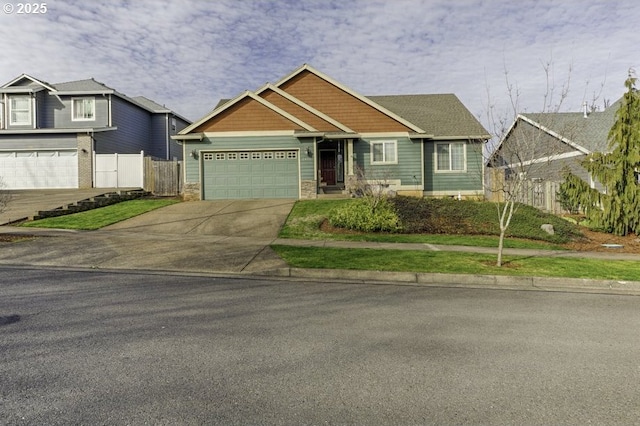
[275,65,425,133]
[0,74,56,93]
[256,84,354,133]
[189,91,316,133]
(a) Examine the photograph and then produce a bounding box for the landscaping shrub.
[329,197,401,232]
[389,196,583,243]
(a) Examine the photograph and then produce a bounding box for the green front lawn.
[274,198,640,281]
[273,245,640,281]
[279,198,577,250]
[21,198,179,230]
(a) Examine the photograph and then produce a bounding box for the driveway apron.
[95,199,297,273]
[0,199,295,274]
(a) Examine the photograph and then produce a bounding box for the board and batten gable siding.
[92,96,151,154]
[423,140,484,194]
[51,95,110,129]
[0,133,78,150]
[184,135,313,183]
[352,136,422,187]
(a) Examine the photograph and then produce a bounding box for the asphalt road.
[2,267,640,425]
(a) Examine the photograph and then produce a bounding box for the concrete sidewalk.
[1,225,639,296]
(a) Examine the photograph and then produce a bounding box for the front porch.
[314,137,353,198]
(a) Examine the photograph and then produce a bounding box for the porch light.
[306,146,313,157]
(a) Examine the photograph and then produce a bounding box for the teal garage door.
[202,150,300,199]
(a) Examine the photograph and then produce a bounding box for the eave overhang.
[171,133,204,141]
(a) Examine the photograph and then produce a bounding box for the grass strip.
[21,198,179,230]
[272,245,640,281]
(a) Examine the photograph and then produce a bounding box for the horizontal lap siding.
[0,133,78,150]
[353,137,422,186]
[52,95,110,129]
[184,135,313,183]
[93,97,151,154]
[424,140,484,192]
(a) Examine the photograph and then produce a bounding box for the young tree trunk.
[497,200,515,267]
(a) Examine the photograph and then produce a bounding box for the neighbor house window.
[370,140,397,164]
[436,142,466,172]
[9,95,31,125]
[72,97,95,121]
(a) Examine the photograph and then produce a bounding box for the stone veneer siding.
[300,180,317,199]
[77,134,93,188]
[182,182,201,201]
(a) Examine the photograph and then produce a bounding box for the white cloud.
[0,0,637,127]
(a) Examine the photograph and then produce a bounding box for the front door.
[320,150,336,185]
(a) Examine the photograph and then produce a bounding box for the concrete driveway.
[104,199,296,238]
[0,198,296,274]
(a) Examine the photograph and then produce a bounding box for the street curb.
[260,267,640,295]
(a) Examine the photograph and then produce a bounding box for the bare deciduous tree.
[483,59,582,266]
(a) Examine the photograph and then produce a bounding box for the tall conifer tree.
[560,71,640,235]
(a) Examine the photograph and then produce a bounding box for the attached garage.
[0,150,78,189]
[202,149,299,199]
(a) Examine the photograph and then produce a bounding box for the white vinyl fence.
[94,152,144,188]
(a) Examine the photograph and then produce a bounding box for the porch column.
[347,138,354,176]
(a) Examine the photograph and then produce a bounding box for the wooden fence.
[513,180,564,214]
[143,158,182,196]
[488,176,565,213]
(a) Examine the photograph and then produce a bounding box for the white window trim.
[71,97,96,121]
[435,142,467,173]
[370,140,398,165]
[9,95,32,126]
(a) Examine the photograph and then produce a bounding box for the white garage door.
[0,150,78,189]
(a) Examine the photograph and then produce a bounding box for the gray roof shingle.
[368,94,490,138]
[522,99,620,153]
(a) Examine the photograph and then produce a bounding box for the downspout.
[165,113,170,160]
[32,93,37,129]
[90,131,96,188]
[107,94,112,127]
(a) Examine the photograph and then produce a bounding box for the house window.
[436,142,466,172]
[239,152,250,160]
[227,152,238,160]
[203,153,214,161]
[263,152,274,159]
[9,95,31,125]
[215,153,225,160]
[251,152,262,160]
[72,97,95,121]
[371,140,397,164]
[275,151,286,159]
[287,151,297,159]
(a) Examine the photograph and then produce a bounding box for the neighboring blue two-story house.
[0,74,190,189]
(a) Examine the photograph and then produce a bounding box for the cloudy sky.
[0,0,637,130]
